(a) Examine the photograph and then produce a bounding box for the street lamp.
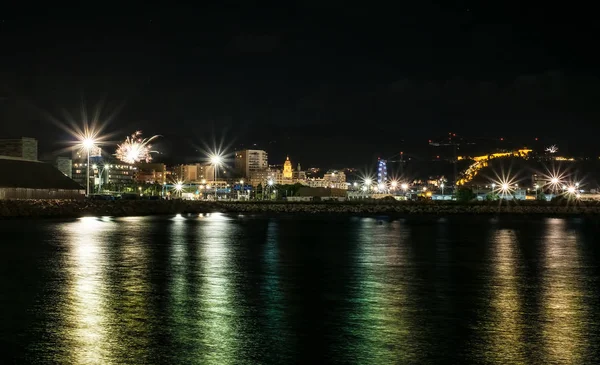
[441,183,445,196]
[210,154,223,200]
[81,137,96,196]
[174,181,183,198]
[268,179,274,200]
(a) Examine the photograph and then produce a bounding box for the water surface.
[1,214,599,364]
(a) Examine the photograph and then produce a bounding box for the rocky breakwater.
[2,199,600,218]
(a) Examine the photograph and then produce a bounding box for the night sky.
[1,4,598,167]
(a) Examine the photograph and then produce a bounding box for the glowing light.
[268,179,274,186]
[378,183,385,190]
[174,182,183,192]
[82,138,95,151]
[545,145,558,154]
[490,168,519,199]
[361,186,367,192]
[401,183,408,190]
[567,186,576,194]
[210,154,223,165]
[391,181,398,188]
[364,178,372,186]
[115,131,159,164]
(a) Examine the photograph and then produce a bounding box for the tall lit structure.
[377,158,388,185]
[283,156,293,179]
[234,149,268,178]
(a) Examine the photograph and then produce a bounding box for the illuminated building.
[135,163,167,184]
[283,156,293,179]
[173,164,199,182]
[306,170,347,189]
[72,161,135,189]
[234,149,268,178]
[293,163,307,182]
[377,158,388,184]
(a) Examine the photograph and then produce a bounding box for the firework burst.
[115,131,159,164]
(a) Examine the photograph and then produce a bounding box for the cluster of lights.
[115,131,159,164]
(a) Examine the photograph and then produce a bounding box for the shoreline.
[1,199,599,219]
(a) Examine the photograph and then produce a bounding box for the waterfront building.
[0,156,83,199]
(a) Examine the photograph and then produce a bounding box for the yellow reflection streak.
[485,229,525,363]
[541,218,586,364]
[351,219,412,363]
[62,217,115,365]
[115,230,151,362]
[199,217,237,365]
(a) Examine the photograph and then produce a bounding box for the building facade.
[235,149,269,178]
[135,163,167,184]
[0,137,38,161]
[283,156,293,179]
[306,170,347,189]
[72,160,136,191]
[173,164,199,182]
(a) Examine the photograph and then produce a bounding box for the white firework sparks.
[115,131,159,164]
[545,145,558,153]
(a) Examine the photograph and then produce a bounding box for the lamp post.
[81,138,95,197]
[92,164,98,193]
[441,183,445,196]
[268,179,274,200]
[210,155,223,200]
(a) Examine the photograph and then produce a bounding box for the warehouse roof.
[0,157,82,190]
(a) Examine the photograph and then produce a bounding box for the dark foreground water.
[1,214,600,364]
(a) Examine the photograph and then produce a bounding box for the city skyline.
[1,4,598,166]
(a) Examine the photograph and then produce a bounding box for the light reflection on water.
[482,228,526,363]
[349,218,415,363]
[540,218,588,364]
[62,217,115,364]
[1,215,600,364]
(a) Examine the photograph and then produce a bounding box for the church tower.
[283,156,293,179]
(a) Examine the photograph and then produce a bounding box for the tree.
[456,187,477,202]
[485,192,498,201]
[535,189,547,201]
[256,183,263,200]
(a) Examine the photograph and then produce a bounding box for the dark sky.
[1,3,598,167]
